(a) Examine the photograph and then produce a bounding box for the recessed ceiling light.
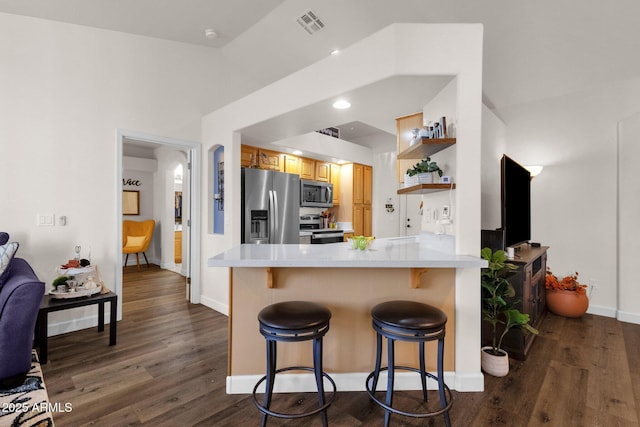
[292,150,303,155]
[330,49,340,56]
[205,29,217,39]
[333,99,351,109]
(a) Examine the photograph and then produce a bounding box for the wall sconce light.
[524,165,544,179]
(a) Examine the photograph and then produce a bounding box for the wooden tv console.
[482,244,548,360]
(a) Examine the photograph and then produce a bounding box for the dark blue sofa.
[0,232,45,388]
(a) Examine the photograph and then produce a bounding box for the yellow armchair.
[123,220,155,270]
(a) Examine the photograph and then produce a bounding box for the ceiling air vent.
[296,10,325,35]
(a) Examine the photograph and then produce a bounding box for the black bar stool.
[253,301,336,427]
[366,300,453,427]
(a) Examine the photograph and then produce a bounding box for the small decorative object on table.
[545,268,589,318]
[50,262,105,299]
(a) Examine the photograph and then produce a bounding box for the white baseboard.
[453,372,485,392]
[46,313,112,337]
[587,304,617,318]
[226,370,481,394]
[200,295,229,316]
[617,310,640,325]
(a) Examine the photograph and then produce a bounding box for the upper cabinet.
[330,164,340,206]
[241,145,282,170]
[241,145,257,168]
[300,158,315,180]
[284,155,301,174]
[396,112,424,182]
[315,162,331,183]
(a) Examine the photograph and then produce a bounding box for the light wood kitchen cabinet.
[241,145,257,168]
[363,205,372,236]
[300,158,315,180]
[257,148,282,171]
[363,165,372,205]
[352,205,364,237]
[339,162,373,236]
[396,112,423,183]
[284,155,301,174]
[315,162,331,182]
[174,231,182,264]
[353,163,364,204]
[330,163,340,206]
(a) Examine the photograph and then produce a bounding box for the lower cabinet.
[482,245,548,360]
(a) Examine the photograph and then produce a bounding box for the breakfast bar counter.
[208,236,487,394]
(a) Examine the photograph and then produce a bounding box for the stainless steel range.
[299,214,344,244]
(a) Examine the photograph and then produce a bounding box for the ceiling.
[4,0,640,149]
[0,0,284,48]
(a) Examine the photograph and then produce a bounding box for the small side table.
[35,290,117,364]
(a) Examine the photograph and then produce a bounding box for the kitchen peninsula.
[208,235,486,394]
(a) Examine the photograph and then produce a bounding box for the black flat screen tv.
[501,155,531,248]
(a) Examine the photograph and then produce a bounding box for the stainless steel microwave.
[300,180,333,207]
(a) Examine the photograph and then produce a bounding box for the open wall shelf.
[397,138,456,159]
[397,183,456,195]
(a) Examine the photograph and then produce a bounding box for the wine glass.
[74,245,81,260]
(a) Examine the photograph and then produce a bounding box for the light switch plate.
[37,214,55,226]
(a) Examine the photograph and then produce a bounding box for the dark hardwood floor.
[41,265,640,426]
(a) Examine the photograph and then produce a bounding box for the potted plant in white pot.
[404,157,443,186]
[480,247,539,376]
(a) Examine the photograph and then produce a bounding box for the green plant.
[406,157,443,177]
[52,275,69,288]
[481,247,538,355]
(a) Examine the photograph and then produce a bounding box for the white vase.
[481,346,509,377]
[417,172,434,184]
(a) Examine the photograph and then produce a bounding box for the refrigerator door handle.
[268,190,275,244]
[272,190,279,242]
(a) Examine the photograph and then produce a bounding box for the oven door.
[310,230,344,244]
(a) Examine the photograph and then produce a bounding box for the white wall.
[616,113,640,324]
[420,80,458,235]
[0,12,217,334]
[481,106,507,230]
[497,76,640,321]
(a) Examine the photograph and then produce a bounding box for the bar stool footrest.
[252,366,337,420]
[365,366,453,418]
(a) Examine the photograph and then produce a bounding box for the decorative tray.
[49,286,102,299]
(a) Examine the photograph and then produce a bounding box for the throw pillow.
[124,235,146,249]
[0,241,19,288]
[0,232,9,246]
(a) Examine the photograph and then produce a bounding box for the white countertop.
[207,235,486,269]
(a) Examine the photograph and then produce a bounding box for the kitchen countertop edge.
[208,241,486,269]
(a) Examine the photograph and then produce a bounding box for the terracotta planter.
[481,346,509,377]
[546,289,589,318]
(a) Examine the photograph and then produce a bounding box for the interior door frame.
[116,129,202,315]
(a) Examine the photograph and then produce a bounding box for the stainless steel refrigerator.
[241,168,300,244]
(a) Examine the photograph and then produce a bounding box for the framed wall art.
[123,190,140,215]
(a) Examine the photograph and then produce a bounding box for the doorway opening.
[116,130,201,320]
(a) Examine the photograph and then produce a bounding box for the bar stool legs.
[252,301,336,426]
[366,300,453,427]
